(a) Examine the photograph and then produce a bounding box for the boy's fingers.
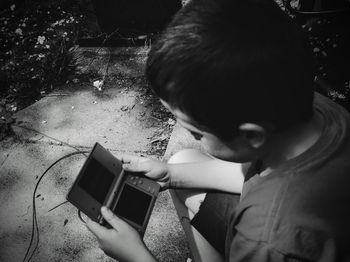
[85,217,109,238]
[101,206,123,230]
[122,161,148,173]
[120,155,149,164]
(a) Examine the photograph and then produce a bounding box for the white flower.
[37,53,45,60]
[45,45,50,49]
[37,35,45,44]
[22,23,26,27]
[51,19,65,27]
[10,105,17,112]
[15,28,23,35]
[10,4,15,11]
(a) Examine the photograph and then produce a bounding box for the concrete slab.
[162,124,203,262]
[0,47,189,262]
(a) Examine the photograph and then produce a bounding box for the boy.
[86,0,350,261]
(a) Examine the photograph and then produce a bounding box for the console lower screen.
[114,184,152,226]
[78,157,115,204]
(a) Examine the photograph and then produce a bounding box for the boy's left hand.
[86,206,156,262]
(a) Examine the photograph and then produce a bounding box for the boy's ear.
[238,123,266,149]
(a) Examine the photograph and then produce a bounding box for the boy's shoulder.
[229,94,350,260]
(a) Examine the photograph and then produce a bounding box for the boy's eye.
[190,131,203,141]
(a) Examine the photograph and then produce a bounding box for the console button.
[138,180,143,184]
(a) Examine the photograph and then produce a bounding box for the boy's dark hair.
[146,0,315,140]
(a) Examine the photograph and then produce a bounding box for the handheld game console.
[66,143,160,235]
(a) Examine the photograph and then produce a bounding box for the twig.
[47,201,68,213]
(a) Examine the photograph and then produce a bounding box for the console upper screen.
[78,157,115,203]
[114,184,152,226]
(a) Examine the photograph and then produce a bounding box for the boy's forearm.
[132,247,157,262]
[167,159,244,193]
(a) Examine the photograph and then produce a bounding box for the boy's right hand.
[120,155,171,190]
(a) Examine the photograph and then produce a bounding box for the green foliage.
[0,1,86,106]
[0,0,88,139]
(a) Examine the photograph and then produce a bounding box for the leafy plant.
[0,0,89,139]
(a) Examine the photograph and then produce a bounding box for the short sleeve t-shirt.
[226,93,350,261]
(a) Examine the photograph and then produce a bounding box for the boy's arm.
[122,156,246,193]
[168,159,245,193]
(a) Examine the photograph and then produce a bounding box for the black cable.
[22,150,89,262]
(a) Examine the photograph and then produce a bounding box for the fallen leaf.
[121,105,129,111]
[93,80,103,91]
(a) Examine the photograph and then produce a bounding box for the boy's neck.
[259,110,324,176]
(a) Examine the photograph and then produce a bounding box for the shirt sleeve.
[227,230,340,262]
